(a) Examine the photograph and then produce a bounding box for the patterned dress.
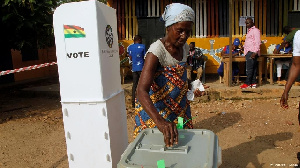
[133,40,193,138]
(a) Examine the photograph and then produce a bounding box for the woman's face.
[167,21,193,47]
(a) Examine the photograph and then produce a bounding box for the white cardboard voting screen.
[60,93,127,168]
[53,1,128,168]
[54,0,121,102]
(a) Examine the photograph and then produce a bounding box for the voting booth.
[53,1,128,168]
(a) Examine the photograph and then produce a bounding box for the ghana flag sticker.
[64,25,86,38]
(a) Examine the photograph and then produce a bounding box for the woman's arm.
[136,52,178,147]
[137,53,161,123]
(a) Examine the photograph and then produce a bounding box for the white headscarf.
[161,3,195,27]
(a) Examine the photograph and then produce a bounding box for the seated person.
[186,42,206,81]
[273,37,292,83]
[217,38,241,81]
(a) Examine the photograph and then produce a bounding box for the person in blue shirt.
[127,35,146,107]
[273,37,293,83]
[217,38,241,83]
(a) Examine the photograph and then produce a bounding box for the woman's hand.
[194,89,205,97]
[194,85,210,97]
[155,119,178,147]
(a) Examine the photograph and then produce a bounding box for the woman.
[134,3,198,147]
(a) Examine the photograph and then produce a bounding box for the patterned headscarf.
[161,3,195,27]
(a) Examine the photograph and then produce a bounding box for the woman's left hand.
[194,89,205,97]
[193,85,209,97]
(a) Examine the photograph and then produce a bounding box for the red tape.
[0,62,57,76]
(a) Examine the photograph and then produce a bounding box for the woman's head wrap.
[161,3,195,27]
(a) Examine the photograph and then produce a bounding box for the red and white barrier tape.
[0,62,57,76]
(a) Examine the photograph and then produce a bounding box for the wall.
[109,0,300,41]
[187,36,284,74]
[11,47,58,82]
[119,36,284,74]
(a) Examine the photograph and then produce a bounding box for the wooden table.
[222,56,263,86]
[261,54,292,84]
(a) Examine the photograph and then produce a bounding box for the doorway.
[137,17,165,50]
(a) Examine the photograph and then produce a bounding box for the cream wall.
[119,36,284,74]
[187,36,284,73]
[11,47,58,81]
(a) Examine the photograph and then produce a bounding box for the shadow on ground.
[0,77,61,124]
[220,132,293,168]
[193,112,242,133]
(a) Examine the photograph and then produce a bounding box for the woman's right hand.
[155,119,178,147]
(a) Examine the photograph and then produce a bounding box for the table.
[261,54,292,84]
[222,56,263,86]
